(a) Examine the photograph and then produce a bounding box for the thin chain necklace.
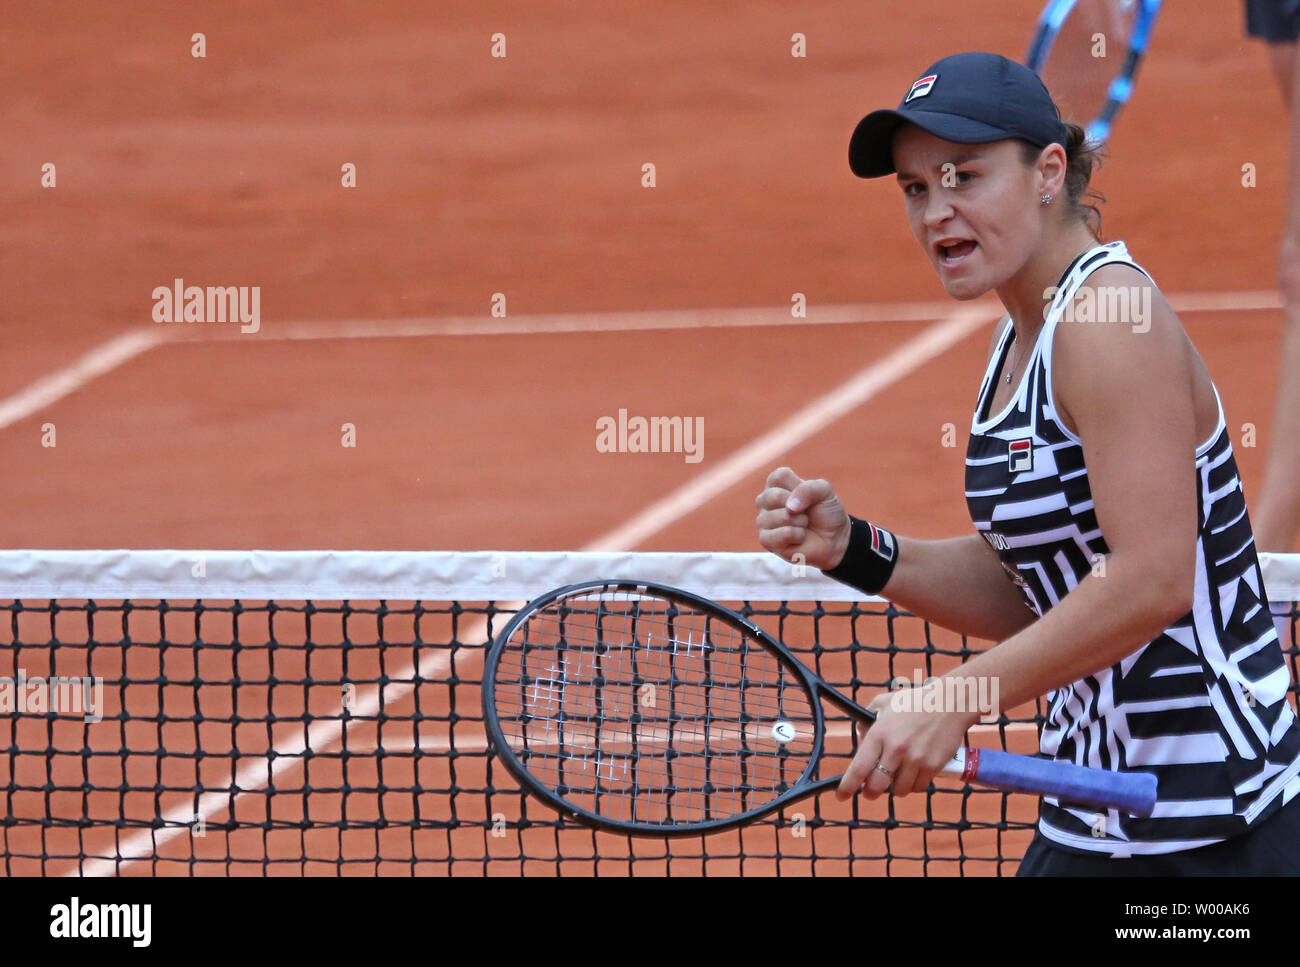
[1005,244,1095,383]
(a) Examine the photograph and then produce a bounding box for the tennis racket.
[1026,0,1163,145]
[482,579,1158,836]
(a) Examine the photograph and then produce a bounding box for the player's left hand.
[836,681,982,799]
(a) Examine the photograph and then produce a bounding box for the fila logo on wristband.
[1008,438,1033,473]
[867,522,897,562]
[824,517,899,595]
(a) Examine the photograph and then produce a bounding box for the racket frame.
[1025,0,1163,145]
[481,579,868,836]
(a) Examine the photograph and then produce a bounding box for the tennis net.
[3,549,1298,877]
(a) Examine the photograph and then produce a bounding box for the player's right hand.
[754,466,852,570]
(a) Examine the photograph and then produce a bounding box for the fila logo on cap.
[905,74,938,102]
[1008,438,1033,473]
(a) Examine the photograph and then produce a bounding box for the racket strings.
[493,590,817,826]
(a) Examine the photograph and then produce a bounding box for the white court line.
[1169,291,1282,313]
[71,303,994,876]
[180,298,997,340]
[167,289,1286,342]
[1,290,1282,434]
[0,329,165,432]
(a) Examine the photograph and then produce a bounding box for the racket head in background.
[481,581,826,836]
[1026,0,1152,144]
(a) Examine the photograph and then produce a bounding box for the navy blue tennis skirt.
[1247,0,1300,42]
[1017,792,1300,876]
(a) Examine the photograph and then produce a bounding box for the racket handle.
[946,748,1157,818]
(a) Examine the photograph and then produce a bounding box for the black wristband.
[822,516,899,595]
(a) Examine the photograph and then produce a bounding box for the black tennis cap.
[848,52,1069,178]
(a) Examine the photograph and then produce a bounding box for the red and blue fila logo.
[905,74,938,102]
[1008,438,1033,473]
[867,522,896,562]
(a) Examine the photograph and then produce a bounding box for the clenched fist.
[754,466,852,571]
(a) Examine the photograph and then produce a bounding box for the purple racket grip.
[964,748,1157,817]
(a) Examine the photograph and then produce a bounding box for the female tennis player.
[755,52,1300,874]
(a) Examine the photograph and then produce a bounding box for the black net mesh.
[3,586,1297,876]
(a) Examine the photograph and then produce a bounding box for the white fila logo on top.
[905,74,938,102]
[1008,438,1033,473]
